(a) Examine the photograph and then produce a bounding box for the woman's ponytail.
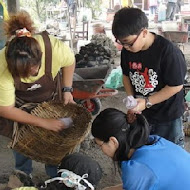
[3,11,36,38]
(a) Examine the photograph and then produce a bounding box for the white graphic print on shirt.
[128,62,158,96]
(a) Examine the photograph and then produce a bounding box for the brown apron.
[0,31,62,138]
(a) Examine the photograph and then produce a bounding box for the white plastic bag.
[123,96,137,110]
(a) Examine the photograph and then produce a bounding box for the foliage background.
[20,0,60,28]
[20,0,105,25]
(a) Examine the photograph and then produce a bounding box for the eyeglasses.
[115,29,144,48]
[94,139,105,147]
[99,141,105,147]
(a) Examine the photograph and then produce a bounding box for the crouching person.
[92,108,190,190]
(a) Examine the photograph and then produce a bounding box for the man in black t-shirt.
[112,7,187,147]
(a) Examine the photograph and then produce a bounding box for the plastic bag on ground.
[105,66,123,89]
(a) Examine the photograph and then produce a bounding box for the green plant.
[20,0,59,22]
[83,0,102,19]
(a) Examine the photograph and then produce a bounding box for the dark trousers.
[13,150,58,177]
[150,117,184,147]
[166,2,177,21]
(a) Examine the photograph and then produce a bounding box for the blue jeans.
[13,151,58,177]
[150,6,157,15]
[150,117,184,147]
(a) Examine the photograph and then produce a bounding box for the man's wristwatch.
[145,97,152,108]
[62,87,73,93]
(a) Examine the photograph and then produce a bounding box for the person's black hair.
[91,108,150,162]
[6,37,42,78]
[4,11,42,78]
[59,152,102,186]
[112,7,148,39]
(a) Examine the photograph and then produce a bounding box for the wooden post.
[7,0,20,14]
[112,0,114,9]
[67,4,73,50]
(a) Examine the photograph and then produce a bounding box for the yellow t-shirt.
[0,0,9,20]
[0,34,75,106]
[13,187,37,190]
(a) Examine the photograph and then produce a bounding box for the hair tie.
[122,127,128,132]
[15,50,30,57]
[16,28,31,37]
[127,112,137,124]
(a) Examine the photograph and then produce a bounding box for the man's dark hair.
[112,7,148,39]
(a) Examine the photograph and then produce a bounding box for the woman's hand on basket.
[41,118,66,132]
[63,92,76,105]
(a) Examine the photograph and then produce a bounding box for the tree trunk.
[35,0,41,21]
[7,0,20,14]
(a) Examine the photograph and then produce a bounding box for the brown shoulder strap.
[41,31,52,74]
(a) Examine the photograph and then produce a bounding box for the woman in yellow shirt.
[0,11,75,178]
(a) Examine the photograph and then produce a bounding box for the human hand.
[129,98,146,114]
[63,92,75,105]
[41,118,66,132]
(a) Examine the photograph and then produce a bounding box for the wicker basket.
[10,102,92,165]
[183,122,190,137]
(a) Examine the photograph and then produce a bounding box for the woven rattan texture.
[184,122,190,137]
[11,102,92,165]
